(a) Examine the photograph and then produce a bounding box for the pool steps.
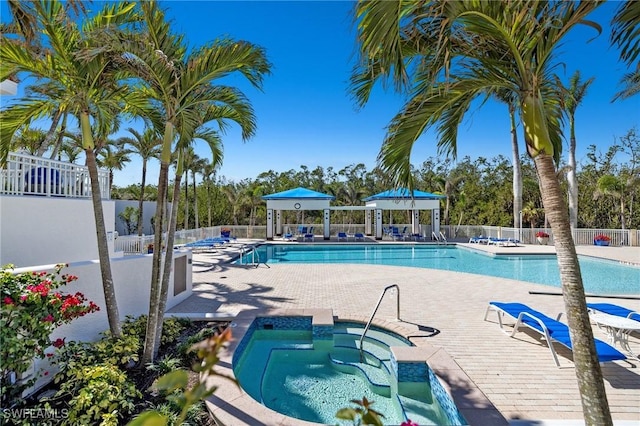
[234,314,469,425]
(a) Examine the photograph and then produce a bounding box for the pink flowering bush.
[1,264,99,405]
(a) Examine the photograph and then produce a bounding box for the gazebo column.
[365,209,372,235]
[266,209,274,240]
[276,210,282,236]
[412,210,420,235]
[431,208,440,239]
[323,209,330,240]
[375,209,383,240]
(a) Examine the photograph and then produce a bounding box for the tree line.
[109,127,639,232]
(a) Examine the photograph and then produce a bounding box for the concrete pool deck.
[168,241,640,425]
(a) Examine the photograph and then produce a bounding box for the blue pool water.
[237,244,639,295]
[233,318,465,425]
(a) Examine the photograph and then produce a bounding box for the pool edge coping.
[204,308,509,426]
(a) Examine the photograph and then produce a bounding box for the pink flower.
[52,338,65,348]
[401,421,419,426]
[20,294,28,301]
[3,296,14,305]
[43,314,55,322]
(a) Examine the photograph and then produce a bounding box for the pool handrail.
[359,284,400,362]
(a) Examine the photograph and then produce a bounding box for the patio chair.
[354,233,365,241]
[304,228,315,242]
[484,301,626,366]
[337,232,348,242]
[487,237,519,247]
[587,303,640,321]
[468,236,488,244]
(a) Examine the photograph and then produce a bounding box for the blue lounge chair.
[484,301,626,366]
[354,233,365,241]
[588,303,640,321]
[337,232,348,242]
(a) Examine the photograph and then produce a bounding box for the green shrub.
[121,315,189,347]
[0,264,99,406]
[146,356,184,376]
[57,363,141,426]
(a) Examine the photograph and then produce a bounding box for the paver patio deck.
[167,241,640,425]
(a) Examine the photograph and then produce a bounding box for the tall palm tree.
[181,147,199,230]
[494,90,523,229]
[190,156,208,230]
[557,71,595,230]
[119,127,162,236]
[0,1,140,337]
[200,160,219,228]
[351,2,613,423]
[116,0,270,363]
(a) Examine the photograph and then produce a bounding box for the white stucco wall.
[114,200,162,236]
[13,250,193,392]
[0,195,116,267]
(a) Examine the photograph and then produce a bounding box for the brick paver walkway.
[168,242,640,425]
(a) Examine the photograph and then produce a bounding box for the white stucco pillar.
[276,210,282,236]
[365,209,371,235]
[323,209,330,240]
[375,209,383,240]
[431,209,440,239]
[266,209,274,240]
[412,210,420,234]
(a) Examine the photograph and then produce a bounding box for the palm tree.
[116,0,270,363]
[120,127,162,236]
[200,161,219,228]
[351,2,613,423]
[494,90,523,230]
[0,1,140,338]
[557,71,595,230]
[97,140,132,191]
[181,147,199,230]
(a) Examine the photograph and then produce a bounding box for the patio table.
[590,312,640,357]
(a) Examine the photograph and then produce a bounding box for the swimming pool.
[237,244,639,295]
[232,315,467,425]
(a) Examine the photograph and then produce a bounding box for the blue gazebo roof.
[262,187,335,200]
[364,188,444,201]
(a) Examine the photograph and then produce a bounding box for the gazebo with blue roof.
[262,187,335,240]
[364,189,445,240]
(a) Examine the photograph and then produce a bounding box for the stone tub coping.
[204,308,508,425]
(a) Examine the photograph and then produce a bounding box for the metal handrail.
[439,232,448,243]
[431,231,439,243]
[359,284,400,361]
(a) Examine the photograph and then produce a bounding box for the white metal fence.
[115,223,640,255]
[1,151,110,199]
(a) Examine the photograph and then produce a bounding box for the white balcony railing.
[1,151,110,199]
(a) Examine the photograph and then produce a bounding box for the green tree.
[121,127,162,236]
[351,2,617,423]
[557,71,595,230]
[118,0,270,363]
[0,0,139,338]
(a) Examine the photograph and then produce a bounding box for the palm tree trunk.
[534,153,612,426]
[81,112,121,338]
[510,107,522,229]
[142,121,173,365]
[192,171,199,229]
[154,170,183,354]
[184,171,189,230]
[568,118,579,229]
[137,159,147,237]
[49,112,68,160]
[38,108,63,157]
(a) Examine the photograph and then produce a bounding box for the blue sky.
[2,1,639,188]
